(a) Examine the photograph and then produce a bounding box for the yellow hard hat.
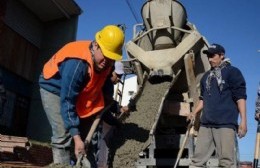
[95,25,125,61]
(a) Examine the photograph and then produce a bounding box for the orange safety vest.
[43,41,111,118]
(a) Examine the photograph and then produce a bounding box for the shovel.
[76,103,113,167]
[173,120,194,168]
[76,152,91,168]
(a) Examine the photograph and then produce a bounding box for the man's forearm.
[194,100,203,114]
[237,99,247,122]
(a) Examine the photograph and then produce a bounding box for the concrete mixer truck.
[111,0,239,167]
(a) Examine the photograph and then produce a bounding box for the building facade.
[0,0,81,141]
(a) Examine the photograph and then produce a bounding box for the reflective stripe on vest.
[42,41,111,118]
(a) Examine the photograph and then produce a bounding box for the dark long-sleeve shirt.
[199,64,247,129]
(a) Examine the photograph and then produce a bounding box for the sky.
[75,0,260,162]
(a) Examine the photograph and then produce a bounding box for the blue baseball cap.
[203,43,225,55]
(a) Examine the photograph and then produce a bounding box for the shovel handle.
[84,103,114,147]
[85,115,102,145]
[173,120,194,168]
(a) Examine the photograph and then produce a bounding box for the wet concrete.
[109,81,171,168]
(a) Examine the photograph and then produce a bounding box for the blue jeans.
[40,88,71,164]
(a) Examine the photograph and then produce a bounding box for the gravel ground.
[109,80,171,168]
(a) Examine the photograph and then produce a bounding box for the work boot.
[52,148,70,164]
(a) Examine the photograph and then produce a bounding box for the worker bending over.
[39,25,124,167]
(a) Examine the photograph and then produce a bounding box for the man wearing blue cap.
[187,44,247,168]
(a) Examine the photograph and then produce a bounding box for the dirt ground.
[109,80,171,168]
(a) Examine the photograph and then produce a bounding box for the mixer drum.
[141,0,187,49]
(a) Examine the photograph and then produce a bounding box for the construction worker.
[98,61,129,168]
[187,43,247,168]
[38,25,125,167]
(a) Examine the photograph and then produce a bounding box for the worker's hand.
[73,135,85,159]
[120,106,130,116]
[187,112,195,122]
[117,106,130,122]
[121,106,130,118]
[255,113,260,121]
[238,121,247,139]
